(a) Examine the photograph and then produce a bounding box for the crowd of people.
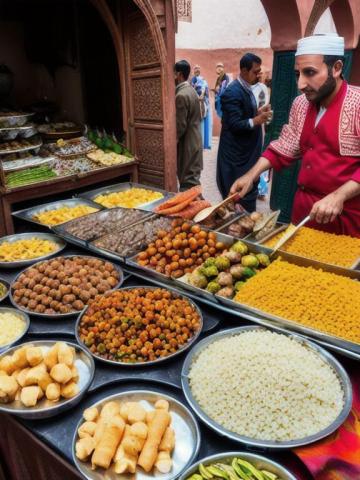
[174,32,360,237]
[174,54,271,204]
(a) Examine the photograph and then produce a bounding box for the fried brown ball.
[73,300,84,311]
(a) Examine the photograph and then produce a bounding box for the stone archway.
[90,0,177,191]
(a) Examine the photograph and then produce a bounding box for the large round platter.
[75,286,203,367]
[179,451,297,480]
[0,232,66,269]
[0,340,95,419]
[181,325,352,449]
[0,137,42,155]
[72,389,201,480]
[0,277,10,302]
[0,112,34,128]
[0,307,30,353]
[10,255,124,319]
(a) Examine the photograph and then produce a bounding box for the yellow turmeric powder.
[235,258,360,344]
[264,226,360,268]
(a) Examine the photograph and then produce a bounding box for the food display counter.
[0,183,359,480]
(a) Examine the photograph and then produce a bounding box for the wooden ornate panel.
[124,11,165,187]
[133,77,162,121]
[177,0,192,22]
[129,17,159,68]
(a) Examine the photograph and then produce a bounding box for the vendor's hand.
[253,105,273,126]
[230,174,254,198]
[310,192,344,224]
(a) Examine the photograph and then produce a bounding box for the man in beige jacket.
[174,60,203,191]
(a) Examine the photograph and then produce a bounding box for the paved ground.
[200,137,270,213]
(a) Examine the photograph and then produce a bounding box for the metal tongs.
[270,215,311,256]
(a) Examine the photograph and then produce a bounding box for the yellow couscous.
[94,188,163,208]
[234,258,360,344]
[33,205,98,226]
[264,226,360,268]
[0,238,59,262]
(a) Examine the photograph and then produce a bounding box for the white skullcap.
[295,33,344,57]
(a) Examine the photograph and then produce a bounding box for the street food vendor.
[230,33,360,237]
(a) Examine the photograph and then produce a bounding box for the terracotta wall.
[176,47,273,136]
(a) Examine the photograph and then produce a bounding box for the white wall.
[176,1,337,50]
[176,0,271,49]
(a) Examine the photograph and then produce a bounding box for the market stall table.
[0,229,358,480]
[0,160,139,237]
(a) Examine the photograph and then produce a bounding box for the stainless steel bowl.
[75,285,203,367]
[72,389,201,480]
[0,307,30,353]
[10,255,124,319]
[0,125,37,141]
[0,340,95,419]
[181,325,352,449]
[179,452,297,480]
[0,278,10,303]
[0,232,66,269]
[0,112,34,128]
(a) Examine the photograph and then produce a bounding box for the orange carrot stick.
[155,186,202,211]
[169,200,211,219]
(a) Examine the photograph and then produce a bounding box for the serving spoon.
[193,193,239,223]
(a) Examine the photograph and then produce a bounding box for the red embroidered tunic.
[263,81,360,237]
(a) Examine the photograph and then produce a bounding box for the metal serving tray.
[181,325,352,449]
[0,307,30,353]
[54,207,152,248]
[179,451,297,480]
[0,340,95,419]
[126,230,244,286]
[0,124,37,141]
[257,225,360,271]
[89,213,174,264]
[172,237,272,303]
[0,112,34,128]
[0,232,66,269]
[216,251,360,356]
[0,278,10,303]
[10,255,124,319]
[0,137,42,155]
[75,285,203,367]
[12,198,103,229]
[72,389,201,480]
[78,181,171,210]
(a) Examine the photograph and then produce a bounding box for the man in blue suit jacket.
[216,53,272,211]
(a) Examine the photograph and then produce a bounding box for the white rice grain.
[188,330,344,441]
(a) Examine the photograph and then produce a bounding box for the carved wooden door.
[123,11,166,187]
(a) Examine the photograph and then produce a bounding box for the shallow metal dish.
[0,137,42,155]
[12,198,103,228]
[0,278,10,303]
[72,389,200,480]
[179,451,297,480]
[75,285,203,367]
[79,181,170,209]
[0,112,34,128]
[10,255,124,319]
[0,307,30,353]
[181,325,352,449]
[0,232,66,269]
[0,340,94,419]
[0,124,37,141]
